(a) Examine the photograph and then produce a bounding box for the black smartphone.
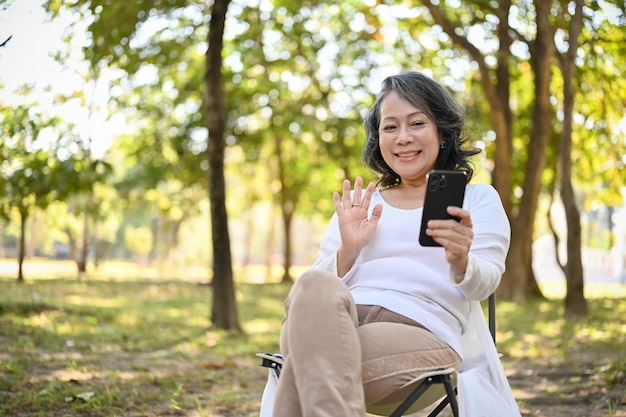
[419,170,468,247]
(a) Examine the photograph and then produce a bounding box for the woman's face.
[378,91,441,187]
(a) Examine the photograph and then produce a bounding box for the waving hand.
[333,177,383,276]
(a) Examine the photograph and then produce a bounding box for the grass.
[0,261,625,416]
[0,272,288,417]
[498,282,626,364]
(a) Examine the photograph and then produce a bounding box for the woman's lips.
[395,150,421,161]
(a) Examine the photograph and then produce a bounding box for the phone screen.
[418,170,467,247]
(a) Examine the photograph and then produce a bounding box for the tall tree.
[205,0,240,331]
[505,0,556,301]
[0,105,58,281]
[554,0,586,317]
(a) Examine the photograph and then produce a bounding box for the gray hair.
[363,71,479,187]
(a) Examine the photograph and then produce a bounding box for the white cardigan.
[455,298,521,416]
[312,185,510,358]
[260,184,521,416]
[312,184,521,416]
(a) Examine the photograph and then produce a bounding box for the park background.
[1,0,625,416]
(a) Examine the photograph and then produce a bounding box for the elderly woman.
[271,71,520,417]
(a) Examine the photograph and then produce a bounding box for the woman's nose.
[396,125,413,144]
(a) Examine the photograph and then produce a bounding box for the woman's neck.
[380,183,426,210]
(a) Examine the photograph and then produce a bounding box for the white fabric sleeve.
[310,213,341,276]
[450,184,511,301]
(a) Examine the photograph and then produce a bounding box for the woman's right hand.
[333,176,383,276]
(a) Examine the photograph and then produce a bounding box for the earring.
[440,141,447,149]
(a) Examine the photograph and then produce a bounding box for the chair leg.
[426,396,450,417]
[389,377,435,417]
[443,379,459,417]
[390,374,458,417]
[425,379,458,417]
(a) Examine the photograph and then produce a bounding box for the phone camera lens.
[439,178,447,188]
[429,174,439,191]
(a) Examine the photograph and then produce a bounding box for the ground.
[507,356,626,417]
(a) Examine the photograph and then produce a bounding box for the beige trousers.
[273,269,461,417]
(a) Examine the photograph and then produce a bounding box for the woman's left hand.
[425,206,473,276]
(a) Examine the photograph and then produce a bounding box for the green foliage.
[0,105,59,220]
[14,1,625,288]
[223,1,389,220]
[124,225,153,256]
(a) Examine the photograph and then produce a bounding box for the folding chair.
[258,294,497,417]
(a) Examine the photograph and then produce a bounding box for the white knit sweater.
[311,183,510,358]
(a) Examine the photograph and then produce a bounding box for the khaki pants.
[274,269,461,417]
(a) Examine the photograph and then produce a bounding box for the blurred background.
[1,0,625,317]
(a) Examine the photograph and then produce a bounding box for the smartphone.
[418,170,467,247]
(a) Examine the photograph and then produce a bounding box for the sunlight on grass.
[497,284,626,366]
[245,318,281,334]
[65,294,125,308]
[539,279,626,299]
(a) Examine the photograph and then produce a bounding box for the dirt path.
[507,357,626,417]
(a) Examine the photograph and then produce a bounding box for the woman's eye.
[411,121,424,127]
[382,125,396,131]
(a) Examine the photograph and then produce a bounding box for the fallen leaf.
[76,391,95,401]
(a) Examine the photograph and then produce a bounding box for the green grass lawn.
[0,267,625,416]
[0,275,287,417]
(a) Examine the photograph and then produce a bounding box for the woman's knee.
[288,269,351,305]
[283,268,357,333]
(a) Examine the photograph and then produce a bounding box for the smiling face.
[378,91,441,187]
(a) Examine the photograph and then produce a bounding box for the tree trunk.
[274,134,294,284]
[205,0,240,332]
[93,219,101,270]
[17,208,27,282]
[500,0,555,301]
[558,0,587,318]
[0,223,5,258]
[491,0,514,219]
[281,208,294,284]
[265,205,275,281]
[150,217,160,264]
[77,212,89,274]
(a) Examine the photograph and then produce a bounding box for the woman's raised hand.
[333,177,382,275]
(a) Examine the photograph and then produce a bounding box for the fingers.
[341,179,351,208]
[360,180,376,209]
[447,206,472,227]
[337,177,374,211]
[352,177,363,207]
[332,191,342,213]
[426,207,473,266]
[368,202,383,226]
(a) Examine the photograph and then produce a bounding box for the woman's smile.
[395,150,422,161]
